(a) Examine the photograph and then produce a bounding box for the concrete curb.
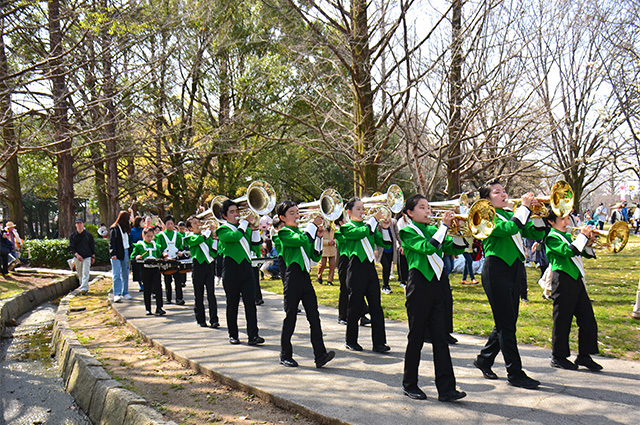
[0,271,78,336]
[53,284,178,425]
[111,306,348,425]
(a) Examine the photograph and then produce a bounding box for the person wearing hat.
[5,221,22,268]
[69,218,95,294]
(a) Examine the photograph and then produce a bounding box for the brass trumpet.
[298,188,344,227]
[432,199,496,240]
[569,221,630,253]
[198,180,276,227]
[361,184,404,220]
[508,180,574,218]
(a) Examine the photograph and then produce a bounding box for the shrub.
[23,238,110,269]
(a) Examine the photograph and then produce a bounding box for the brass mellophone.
[507,180,574,218]
[431,198,496,240]
[568,221,630,253]
[197,180,276,227]
[297,188,344,228]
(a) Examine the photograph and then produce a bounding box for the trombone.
[431,199,496,240]
[297,188,344,228]
[507,180,574,218]
[568,221,630,253]
[197,180,276,227]
[361,184,404,221]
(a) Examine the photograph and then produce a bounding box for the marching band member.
[334,216,349,325]
[399,194,467,401]
[216,200,264,345]
[184,217,219,328]
[544,211,602,371]
[276,201,336,368]
[154,216,185,305]
[130,227,165,316]
[341,197,392,353]
[473,181,545,389]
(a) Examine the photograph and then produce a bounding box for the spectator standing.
[633,204,640,234]
[109,211,131,302]
[595,203,607,230]
[130,216,145,291]
[621,202,629,222]
[317,224,338,286]
[5,221,22,269]
[69,218,95,294]
[610,204,624,224]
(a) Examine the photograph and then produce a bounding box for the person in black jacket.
[1,225,15,276]
[109,211,131,302]
[69,218,95,293]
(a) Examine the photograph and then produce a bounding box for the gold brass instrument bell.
[569,221,630,253]
[508,180,574,218]
[198,180,276,227]
[297,188,344,227]
[361,184,405,220]
[430,197,496,240]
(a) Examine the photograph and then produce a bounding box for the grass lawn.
[261,233,640,361]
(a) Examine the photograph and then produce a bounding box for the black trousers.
[403,270,456,394]
[338,255,349,321]
[222,257,258,339]
[163,272,184,302]
[551,270,598,358]
[214,255,224,277]
[0,252,8,274]
[397,252,408,284]
[281,263,327,360]
[476,256,526,379]
[192,260,218,325]
[380,250,393,287]
[142,267,163,312]
[253,266,263,302]
[346,257,386,347]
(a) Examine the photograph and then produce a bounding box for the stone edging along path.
[52,276,178,425]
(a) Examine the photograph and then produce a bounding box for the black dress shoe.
[473,359,498,379]
[508,374,540,389]
[176,299,185,305]
[155,308,166,316]
[315,351,336,368]
[550,356,578,370]
[248,336,265,346]
[438,389,467,402]
[446,334,458,344]
[229,337,241,345]
[145,310,153,316]
[345,342,363,351]
[337,319,347,325]
[198,322,208,327]
[256,299,264,305]
[359,316,371,326]
[403,386,427,400]
[210,322,220,329]
[280,357,299,367]
[372,344,391,353]
[575,355,603,371]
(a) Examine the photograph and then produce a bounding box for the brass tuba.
[508,180,574,218]
[361,184,405,220]
[298,188,344,227]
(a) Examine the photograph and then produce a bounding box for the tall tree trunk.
[447,0,463,196]
[101,0,119,223]
[48,0,75,238]
[351,0,377,196]
[0,11,24,235]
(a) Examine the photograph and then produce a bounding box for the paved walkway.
[111,277,640,425]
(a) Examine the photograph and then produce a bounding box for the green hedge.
[23,238,110,269]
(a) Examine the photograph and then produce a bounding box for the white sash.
[554,231,586,279]
[300,246,311,272]
[199,241,214,263]
[497,213,525,257]
[223,222,251,259]
[407,222,444,280]
[360,237,375,262]
[161,231,178,258]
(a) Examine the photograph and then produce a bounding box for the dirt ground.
[66,277,318,425]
